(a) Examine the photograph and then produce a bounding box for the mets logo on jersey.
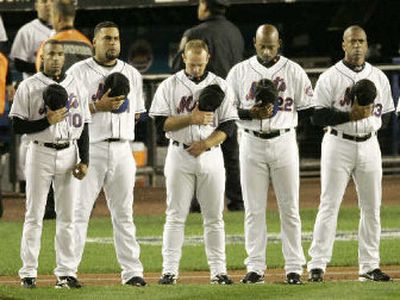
[177,95,195,114]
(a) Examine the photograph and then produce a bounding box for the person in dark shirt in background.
[172,0,245,211]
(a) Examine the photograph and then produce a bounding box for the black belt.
[34,141,70,150]
[104,138,121,142]
[172,140,216,152]
[244,128,290,139]
[329,129,373,142]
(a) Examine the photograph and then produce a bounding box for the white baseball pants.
[308,133,382,274]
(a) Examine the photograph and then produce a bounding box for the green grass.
[0,205,399,299]
[0,282,399,300]
[0,206,399,275]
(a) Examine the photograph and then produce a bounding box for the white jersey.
[9,72,90,142]
[67,58,146,143]
[314,61,394,135]
[226,55,314,132]
[0,15,7,42]
[10,19,54,79]
[149,70,238,145]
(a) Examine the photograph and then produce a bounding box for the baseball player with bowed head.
[150,39,238,285]
[227,24,314,285]
[307,25,394,283]
[10,39,90,289]
[67,21,147,287]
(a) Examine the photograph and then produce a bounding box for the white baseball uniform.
[10,18,53,79]
[9,72,90,279]
[67,58,146,284]
[227,55,314,275]
[307,61,395,274]
[149,70,238,278]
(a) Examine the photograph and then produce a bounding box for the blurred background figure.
[172,0,245,212]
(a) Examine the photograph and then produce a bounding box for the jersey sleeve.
[10,27,30,61]
[294,66,314,110]
[9,82,30,120]
[216,84,239,123]
[149,80,171,117]
[378,72,395,114]
[134,72,146,114]
[225,66,240,107]
[313,73,333,109]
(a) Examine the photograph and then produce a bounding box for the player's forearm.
[12,117,50,134]
[312,107,351,126]
[203,130,227,149]
[164,115,193,132]
[77,123,89,165]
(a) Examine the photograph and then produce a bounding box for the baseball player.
[307,26,393,282]
[226,24,314,284]
[10,39,90,289]
[10,0,53,79]
[9,0,54,206]
[150,39,237,285]
[67,21,147,287]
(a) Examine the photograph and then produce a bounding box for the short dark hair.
[53,0,76,19]
[43,39,64,49]
[94,21,119,37]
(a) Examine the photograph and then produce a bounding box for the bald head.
[343,25,367,41]
[254,24,281,64]
[256,24,280,42]
[342,25,368,66]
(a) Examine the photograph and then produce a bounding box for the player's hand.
[47,107,68,125]
[95,89,126,112]
[72,163,88,180]
[349,100,374,121]
[186,140,208,157]
[190,105,214,125]
[250,103,274,119]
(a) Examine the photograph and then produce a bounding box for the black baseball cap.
[205,0,229,8]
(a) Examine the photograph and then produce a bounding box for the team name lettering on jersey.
[91,83,106,102]
[177,95,194,114]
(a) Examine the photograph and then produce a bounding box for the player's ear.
[253,37,256,48]
[182,52,186,63]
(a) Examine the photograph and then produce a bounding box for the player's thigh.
[197,149,225,217]
[353,138,382,209]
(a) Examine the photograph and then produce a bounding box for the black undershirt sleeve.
[312,107,351,126]
[77,123,89,165]
[12,117,51,134]
[238,108,252,120]
[216,120,235,138]
[155,116,168,132]
[14,58,36,75]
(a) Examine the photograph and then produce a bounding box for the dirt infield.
[0,266,399,286]
[1,176,399,221]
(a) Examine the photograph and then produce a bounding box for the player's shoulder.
[368,62,387,78]
[207,72,227,87]
[68,57,92,73]
[228,57,253,75]
[118,60,141,77]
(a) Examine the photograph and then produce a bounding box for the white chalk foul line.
[87,229,400,246]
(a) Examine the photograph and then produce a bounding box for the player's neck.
[257,55,280,68]
[342,59,365,73]
[93,57,118,67]
[43,71,65,83]
[184,71,208,84]
[38,18,52,30]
